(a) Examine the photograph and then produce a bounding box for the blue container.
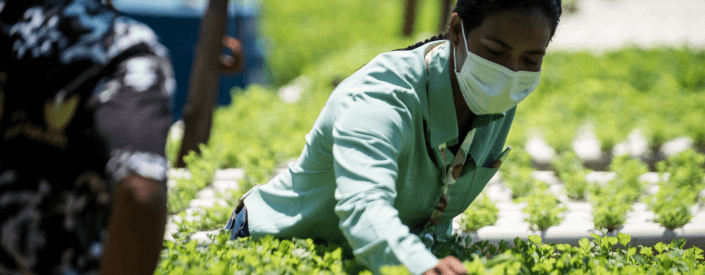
[113,0,264,122]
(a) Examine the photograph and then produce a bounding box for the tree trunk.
[439,0,453,33]
[402,0,419,37]
[176,0,229,168]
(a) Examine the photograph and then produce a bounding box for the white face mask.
[454,23,542,115]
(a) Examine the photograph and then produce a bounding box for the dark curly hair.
[398,0,562,51]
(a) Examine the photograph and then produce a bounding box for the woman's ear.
[448,13,462,48]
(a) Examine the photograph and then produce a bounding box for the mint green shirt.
[243,41,515,275]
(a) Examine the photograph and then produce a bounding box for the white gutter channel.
[452,171,705,249]
[457,217,705,250]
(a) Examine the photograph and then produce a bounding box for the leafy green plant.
[501,167,538,201]
[174,204,235,232]
[585,154,649,234]
[593,116,629,153]
[648,184,696,230]
[648,150,705,229]
[552,150,591,201]
[185,143,225,186]
[560,170,590,201]
[684,111,705,149]
[167,144,226,214]
[499,148,539,200]
[642,118,675,155]
[165,128,182,165]
[520,183,567,231]
[589,180,632,232]
[656,149,705,191]
[654,202,693,231]
[459,194,499,232]
[609,154,649,202]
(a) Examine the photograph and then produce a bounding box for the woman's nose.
[501,58,520,72]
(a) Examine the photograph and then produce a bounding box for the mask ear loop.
[455,21,470,73]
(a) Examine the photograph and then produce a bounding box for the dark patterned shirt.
[0,0,174,274]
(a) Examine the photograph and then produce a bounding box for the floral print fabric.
[0,0,174,274]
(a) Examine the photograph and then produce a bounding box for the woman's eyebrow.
[486,37,513,50]
[526,49,546,55]
[486,36,546,55]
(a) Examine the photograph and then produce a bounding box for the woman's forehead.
[473,9,553,50]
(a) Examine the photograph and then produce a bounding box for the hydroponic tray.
[452,171,705,249]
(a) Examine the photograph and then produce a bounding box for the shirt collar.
[425,41,457,148]
[424,41,506,149]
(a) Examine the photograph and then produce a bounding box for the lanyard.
[427,129,475,226]
[420,41,476,247]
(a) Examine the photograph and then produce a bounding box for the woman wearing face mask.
[225,0,562,274]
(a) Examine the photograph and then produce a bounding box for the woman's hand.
[423,256,468,275]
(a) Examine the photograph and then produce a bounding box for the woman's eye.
[524,59,539,66]
[487,48,501,55]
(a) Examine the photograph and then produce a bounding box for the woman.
[226,0,562,274]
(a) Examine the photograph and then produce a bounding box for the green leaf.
[628,247,637,257]
[590,233,602,242]
[617,232,632,246]
[488,245,498,256]
[528,235,543,245]
[579,238,590,250]
[670,238,687,250]
[607,237,618,248]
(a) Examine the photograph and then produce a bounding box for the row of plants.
[587,155,649,232]
[167,144,226,214]
[157,229,705,274]
[165,142,704,242]
[505,47,705,156]
[459,148,705,233]
[649,149,705,230]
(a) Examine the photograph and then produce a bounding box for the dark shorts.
[224,205,250,240]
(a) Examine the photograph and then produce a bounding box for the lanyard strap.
[422,40,475,229]
[427,129,475,225]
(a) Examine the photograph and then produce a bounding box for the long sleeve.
[332,93,438,275]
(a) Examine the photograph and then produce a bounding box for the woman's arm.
[331,93,440,275]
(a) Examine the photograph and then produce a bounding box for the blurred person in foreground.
[224,0,563,274]
[0,0,174,274]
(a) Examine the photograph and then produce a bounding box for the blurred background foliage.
[260,0,451,86]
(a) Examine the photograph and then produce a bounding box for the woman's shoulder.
[334,41,446,99]
[365,47,428,82]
